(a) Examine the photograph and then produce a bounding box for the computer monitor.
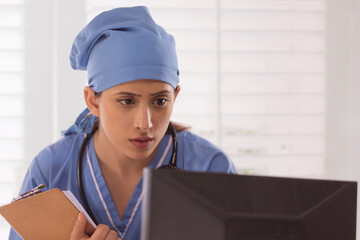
[141,169,357,240]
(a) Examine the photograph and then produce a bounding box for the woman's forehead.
[105,79,174,94]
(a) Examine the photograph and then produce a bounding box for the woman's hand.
[70,213,122,240]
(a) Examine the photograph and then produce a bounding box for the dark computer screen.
[141,169,357,240]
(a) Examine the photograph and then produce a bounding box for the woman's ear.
[174,85,181,100]
[84,86,100,117]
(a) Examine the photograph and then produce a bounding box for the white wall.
[326,0,360,181]
[24,0,86,171]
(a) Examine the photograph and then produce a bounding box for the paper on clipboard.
[0,188,96,240]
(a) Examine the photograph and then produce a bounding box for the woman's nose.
[134,105,153,131]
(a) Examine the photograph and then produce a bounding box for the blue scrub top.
[9,130,236,240]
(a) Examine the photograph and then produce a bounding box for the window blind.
[86,0,326,179]
[174,0,326,178]
[219,1,326,177]
[0,0,24,237]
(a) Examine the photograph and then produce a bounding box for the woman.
[10,6,236,240]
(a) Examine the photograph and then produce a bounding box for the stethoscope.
[77,122,180,225]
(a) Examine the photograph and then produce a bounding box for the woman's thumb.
[70,212,88,240]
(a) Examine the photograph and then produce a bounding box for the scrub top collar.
[84,132,173,238]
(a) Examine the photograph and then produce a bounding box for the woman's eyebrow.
[114,92,141,97]
[149,90,171,96]
[114,90,171,97]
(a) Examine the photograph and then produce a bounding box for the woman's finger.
[70,213,121,240]
[90,224,113,239]
[103,229,118,240]
[70,213,89,240]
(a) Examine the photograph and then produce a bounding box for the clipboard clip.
[12,184,47,202]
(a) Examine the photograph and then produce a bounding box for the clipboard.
[0,187,96,240]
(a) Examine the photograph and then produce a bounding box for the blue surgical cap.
[70,6,179,92]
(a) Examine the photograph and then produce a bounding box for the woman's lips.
[129,137,154,148]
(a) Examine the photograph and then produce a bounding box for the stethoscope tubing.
[77,122,179,225]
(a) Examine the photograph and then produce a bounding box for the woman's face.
[88,79,179,163]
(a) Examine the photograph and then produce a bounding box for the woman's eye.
[118,99,134,105]
[154,98,169,106]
